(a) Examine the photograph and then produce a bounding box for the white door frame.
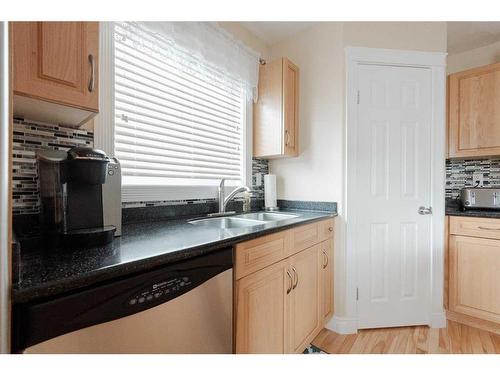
[344,47,447,333]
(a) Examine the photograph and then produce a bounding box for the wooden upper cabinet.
[448,62,500,158]
[253,57,299,158]
[12,22,99,127]
[282,59,299,156]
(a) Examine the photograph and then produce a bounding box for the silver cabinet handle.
[88,54,95,92]
[286,269,293,294]
[478,226,500,231]
[285,130,290,146]
[291,266,298,289]
[418,206,432,215]
[322,250,329,269]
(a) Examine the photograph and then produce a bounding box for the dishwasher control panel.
[128,276,192,306]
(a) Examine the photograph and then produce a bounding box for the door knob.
[418,206,432,215]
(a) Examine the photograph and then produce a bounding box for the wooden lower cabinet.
[234,218,335,354]
[319,239,334,323]
[288,245,320,353]
[449,235,500,324]
[235,259,289,354]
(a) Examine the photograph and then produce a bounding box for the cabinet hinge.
[356,287,359,301]
[357,90,360,105]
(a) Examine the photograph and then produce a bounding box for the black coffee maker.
[37,147,119,247]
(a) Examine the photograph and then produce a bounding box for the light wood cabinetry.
[319,218,335,242]
[448,62,500,158]
[319,238,334,323]
[234,231,289,280]
[449,235,500,324]
[446,216,500,332]
[449,215,500,240]
[12,22,99,127]
[234,259,289,354]
[289,221,320,256]
[253,57,299,159]
[234,218,334,354]
[288,245,320,353]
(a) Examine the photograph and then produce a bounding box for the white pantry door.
[356,64,432,329]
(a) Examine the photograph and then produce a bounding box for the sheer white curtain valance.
[116,21,261,100]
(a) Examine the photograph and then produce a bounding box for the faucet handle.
[219,178,226,189]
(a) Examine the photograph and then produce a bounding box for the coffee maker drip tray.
[62,226,116,248]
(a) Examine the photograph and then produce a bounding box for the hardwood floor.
[311,321,500,354]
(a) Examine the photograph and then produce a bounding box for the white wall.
[447,40,500,73]
[343,22,447,52]
[218,22,270,58]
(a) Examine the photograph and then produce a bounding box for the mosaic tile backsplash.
[445,158,500,199]
[12,118,94,215]
[12,118,269,215]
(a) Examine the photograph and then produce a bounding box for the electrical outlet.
[473,172,484,187]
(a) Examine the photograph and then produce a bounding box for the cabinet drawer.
[235,231,290,280]
[289,222,320,256]
[449,216,500,240]
[318,218,335,242]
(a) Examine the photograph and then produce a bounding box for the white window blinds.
[114,22,245,187]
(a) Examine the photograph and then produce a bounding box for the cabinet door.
[282,58,299,156]
[13,22,99,112]
[235,258,291,354]
[449,235,500,324]
[253,58,283,158]
[288,245,320,353]
[448,62,500,158]
[319,239,334,323]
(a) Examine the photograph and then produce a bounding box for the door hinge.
[357,90,360,104]
[356,287,359,301]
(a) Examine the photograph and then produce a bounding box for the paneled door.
[356,64,432,328]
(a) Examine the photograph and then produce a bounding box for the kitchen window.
[95,22,259,202]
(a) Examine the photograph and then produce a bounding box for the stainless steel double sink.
[188,212,299,229]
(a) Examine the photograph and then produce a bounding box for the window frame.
[94,22,252,202]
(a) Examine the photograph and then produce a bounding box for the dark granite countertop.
[13,210,336,305]
[445,198,500,219]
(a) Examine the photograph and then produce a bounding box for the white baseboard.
[429,311,447,328]
[325,315,358,334]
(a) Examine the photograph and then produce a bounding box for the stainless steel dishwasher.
[13,247,233,354]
